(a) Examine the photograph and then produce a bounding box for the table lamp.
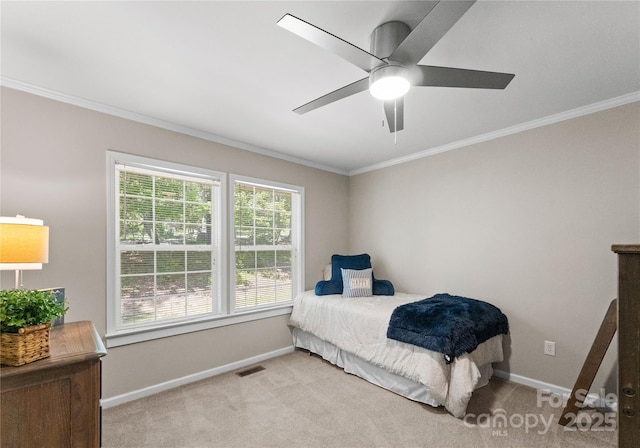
[0,215,49,289]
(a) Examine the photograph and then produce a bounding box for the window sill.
[105,305,293,348]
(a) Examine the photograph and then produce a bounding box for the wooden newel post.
[612,245,640,448]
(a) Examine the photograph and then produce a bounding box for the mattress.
[288,290,505,417]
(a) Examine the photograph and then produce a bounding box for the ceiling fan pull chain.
[394,99,397,145]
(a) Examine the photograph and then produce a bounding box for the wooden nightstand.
[0,321,107,447]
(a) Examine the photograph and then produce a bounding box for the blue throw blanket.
[387,293,509,364]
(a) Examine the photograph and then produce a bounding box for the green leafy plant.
[0,289,68,333]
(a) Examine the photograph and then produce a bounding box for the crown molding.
[0,76,349,176]
[3,76,637,178]
[350,91,640,176]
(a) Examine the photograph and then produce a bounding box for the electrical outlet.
[544,340,556,356]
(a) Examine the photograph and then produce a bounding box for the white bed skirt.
[292,327,493,411]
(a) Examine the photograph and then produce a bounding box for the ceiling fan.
[277,0,515,133]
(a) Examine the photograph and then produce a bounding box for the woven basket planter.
[0,323,51,367]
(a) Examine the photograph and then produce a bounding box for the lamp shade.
[0,216,49,271]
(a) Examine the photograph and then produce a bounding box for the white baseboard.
[494,369,618,412]
[494,369,569,395]
[101,352,618,412]
[101,345,295,409]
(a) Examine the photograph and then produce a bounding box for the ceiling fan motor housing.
[370,21,411,59]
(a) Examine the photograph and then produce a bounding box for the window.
[106,152,303,347]
[232,177,303,311]
[108,152,223,336]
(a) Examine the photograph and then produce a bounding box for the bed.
[289,288,507,418]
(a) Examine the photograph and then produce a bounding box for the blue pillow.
[316,254,371,295]
[315,280,342,295]
[315,253,394,296]
[330,254,371,286]
[372,276,395,296]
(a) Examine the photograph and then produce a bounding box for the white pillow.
[323,264,332,281]
[341,268,372,298]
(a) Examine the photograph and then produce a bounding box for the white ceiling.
[2,1,639,174]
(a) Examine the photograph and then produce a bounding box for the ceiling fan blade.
[277,13,385,72]
[383,97,404,133]
[293,77,370,114]
[390,1,476,64]
[413,65,515,89]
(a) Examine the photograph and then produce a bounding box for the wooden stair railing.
[558,298,617,426]
[558,245,639,448]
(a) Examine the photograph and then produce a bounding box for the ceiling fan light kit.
[278,0,514,133]
[369,64,410,100]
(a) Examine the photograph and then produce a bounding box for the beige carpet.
[103,350,617,448]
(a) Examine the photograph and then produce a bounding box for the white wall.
[0,87,350,398]
[349,102,640,393]
[3,85,638,400]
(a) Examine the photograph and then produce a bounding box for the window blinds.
[116,163,220,327]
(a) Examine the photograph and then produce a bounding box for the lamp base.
[14,270,22,289]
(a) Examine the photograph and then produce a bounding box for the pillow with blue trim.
[341,268,373,297]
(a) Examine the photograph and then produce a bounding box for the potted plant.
[0,289,68,366]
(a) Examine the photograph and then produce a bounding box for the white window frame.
[106,152,298,348]
[229,175,304,313]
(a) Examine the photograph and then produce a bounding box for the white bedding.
[288,290,505,417]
